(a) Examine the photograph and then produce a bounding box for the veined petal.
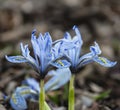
[20,43,29,57]
[44,32,52,48]
[15,86,38,99]
[5,55,27,63]
[90,42,101,55]
[31,32,40,55]
[73,25,83,45]
[22,78,40,93]
[20,43,39,71]
[50,59,71,68]
[52,41,63,59]
[10,92,27,110]
[93,56,117,67]
[78,42,102,67]
[45,68,71,91]
[64,32,72,40]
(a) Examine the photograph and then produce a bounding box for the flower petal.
[5,55,27,63]
[64,32,72,40]
[78,42,102,67]
[90,42,101,55]
[73,25,83,45]
[22,78,40,93]
[10,92,27,110]
[15,86,38,99]
[93,56,117,67]
[44,68,71,91]
[50,59,71,68]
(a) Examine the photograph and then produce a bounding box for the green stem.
[44,101,51,110]
[68,74,75,110]
[39,79,45,110]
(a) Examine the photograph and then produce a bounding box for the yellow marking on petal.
[57,60,64,66]
[20,90,30,95]
[99,57,107,64]
[15,57,24,61]
[12,94,17,104]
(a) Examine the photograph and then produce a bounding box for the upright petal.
[78,42,101,66]
[90,42,101,55]
[73,25,83,46]
[64,32,72,40]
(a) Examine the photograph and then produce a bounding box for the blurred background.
[0,0,120,110]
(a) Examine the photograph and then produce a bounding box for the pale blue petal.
[78,42,102,67]
[44,68,71,91]
[52,41,63,59]
[31,31,40,56]
[50,59,71,68]
[78,58,93,68]
[90,42,101,55]
[73,25,83,45]
[20,43,29,57]
[22,78,40,93]
[20,43,39,71]
[5,55,27,63]
[93,56,117,67]
[64,32,72,40]
[15,86,38,99]
[47,70,57,76]
[44,32,52,52]
[10,92,27,110]
[68,48,76,66]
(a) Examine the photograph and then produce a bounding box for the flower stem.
[44,101,51,110]
[68,74,75,110]
[39,79,45,110]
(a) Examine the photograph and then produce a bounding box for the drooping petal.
[22,78,40,93]
[10,92,27,110]
[50,59,71,68]
[44,68,71,91]
[15,86,38,99]
[93,56,117,67]
[5,55,27,63]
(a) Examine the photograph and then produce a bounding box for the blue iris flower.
[54,26,117,73]
[6,29,70,78]
[10,92,27,110]
[10,86,38,110]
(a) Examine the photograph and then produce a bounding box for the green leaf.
[94,90,111,101]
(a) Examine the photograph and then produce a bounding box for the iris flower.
[6,29,70,79]
[54,26,117,73]
[53,25,117,110]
